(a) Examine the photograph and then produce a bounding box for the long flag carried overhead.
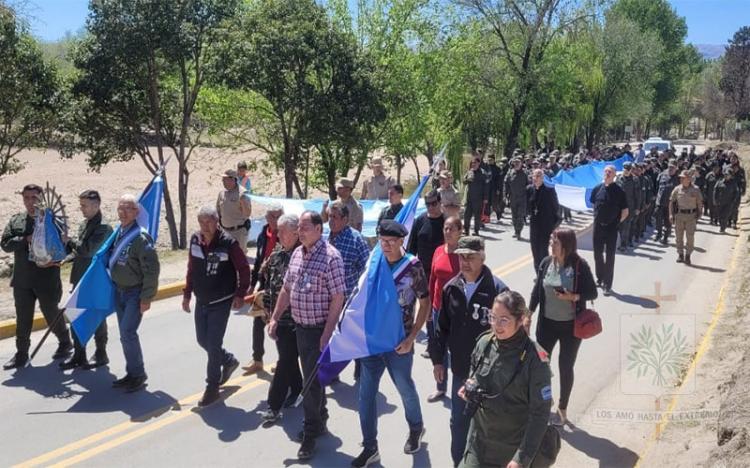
[63,167,165,345]
[315,148,444,386]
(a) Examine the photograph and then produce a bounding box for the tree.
[720,26,750,139]
[69,0,240,249]
[213,0,384,198]
[0,4,63,177]
[456,0,594,157]
[698,61,732,140]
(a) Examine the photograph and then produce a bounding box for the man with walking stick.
[2,184,73,370]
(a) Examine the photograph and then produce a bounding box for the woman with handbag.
[528,228,598,426]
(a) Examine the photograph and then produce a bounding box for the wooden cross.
[642,281,677,314]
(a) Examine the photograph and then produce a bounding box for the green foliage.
[720,26,750,120]
[627,323,689,388]
[0,5,64,177]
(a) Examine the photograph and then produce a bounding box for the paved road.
[0,207,740,468]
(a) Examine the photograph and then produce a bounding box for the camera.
[463,378,489,417]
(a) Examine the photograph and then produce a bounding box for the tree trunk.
[505,107,524,158]
[411,156,420,180]
[396,154,402,184]
[160,170,179,249]
[178,160,188,249]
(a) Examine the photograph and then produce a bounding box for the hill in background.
[694,43,725,60]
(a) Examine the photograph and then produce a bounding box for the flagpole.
[294,360,322,407]
[25,306,67,367]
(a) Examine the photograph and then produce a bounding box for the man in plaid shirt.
[327,201,371,298]
[268,211,346,461]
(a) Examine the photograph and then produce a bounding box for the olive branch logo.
[626,323,690,388]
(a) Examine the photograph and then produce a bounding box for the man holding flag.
[109,194,160,393]
[352,219,430,467]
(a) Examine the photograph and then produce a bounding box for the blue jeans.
[359,350,423,450]
[194,299,234,389]
[114,288,145,378]
[451,374,470,466]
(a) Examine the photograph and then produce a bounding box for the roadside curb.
[0,281,187,341]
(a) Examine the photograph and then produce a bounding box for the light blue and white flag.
[317,169,434,385]
[544,154,634,210]
[64,172,164,345]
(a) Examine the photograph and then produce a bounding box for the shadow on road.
[4,362,179,422]
[686,263,726,273]
[561,422,639,467]
[607,291,659,309]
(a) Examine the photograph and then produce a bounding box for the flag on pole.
[317,168,435,385]
[64,171,165,345]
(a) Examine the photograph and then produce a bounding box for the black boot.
[59,351,87,370]
[3,353,28,370]
[85,348,109,369]
[685,254,691,265]
[52,341,74,360]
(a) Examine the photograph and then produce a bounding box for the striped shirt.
[284,238,346,326]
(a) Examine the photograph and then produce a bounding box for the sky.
[20,0,750,45]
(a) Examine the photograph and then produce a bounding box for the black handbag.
[531,424,561,467]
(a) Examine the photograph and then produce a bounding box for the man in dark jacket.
[590,166,628,295]
[430,237,508,466]
[654,161,679,244]
[246,203,283,375]
[616,162,640,251]
[2,184,73,370]
[704,164,722,224]
[60,190,114,370]
[485,154,506,222]
[713,169,740,233]
[183,206,249,406]
[505,157,529,238]
[463,156,489,235]
[527,169,560,271]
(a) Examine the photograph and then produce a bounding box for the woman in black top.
[528,228,597,426]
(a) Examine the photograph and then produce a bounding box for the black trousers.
[536,316,581,410]
[529,224,552,272]
[510,199,526,235]
[252,316,265,362]
[13,283,70,355]
[72,321,108,356]
[296,326,328,436]
[654,204,672,240]
[463,198,483,234]
[593,223,618,288]
[267,324,303,411]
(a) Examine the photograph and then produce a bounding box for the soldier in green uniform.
[669,172,703,265]
[60,190,114,370]
[459,291,552,468]
[110,194,160,392]
[2,184,73,370]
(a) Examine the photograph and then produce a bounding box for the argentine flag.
[545,154,634,211]
[317,172,432,385]
[63,173,164,345]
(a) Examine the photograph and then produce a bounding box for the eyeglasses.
[379,237,400,245]
[488,314,513,326]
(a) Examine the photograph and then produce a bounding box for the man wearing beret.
[352,220,429,467]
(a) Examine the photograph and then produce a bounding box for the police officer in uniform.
[485,154,506,222]
[463,156,489,236]
[361,157,395,200]
[2,184,73,369]
[504,157,529,239]
[216,169,252,254]
[669,171,703,265]
[322,178,364,232]
[60,190,114,370]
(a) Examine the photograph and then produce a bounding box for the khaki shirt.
[669,184,703,211]
[361,174,395,200]
[217,187,250,229]
[342,197,364,230]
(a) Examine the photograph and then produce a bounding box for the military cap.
[378,219,408,238]
[668,159,677,168]
[336,177,354,189]
[454,236,484,254]
[79,189,101,201]
[678,170,691,178]
[623,162,633,169]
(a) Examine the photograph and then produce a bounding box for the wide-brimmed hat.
[336,178,354,189]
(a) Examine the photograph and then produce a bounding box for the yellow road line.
[49,379,269,468]
[633,226,743,467]
[14,368,271,468]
